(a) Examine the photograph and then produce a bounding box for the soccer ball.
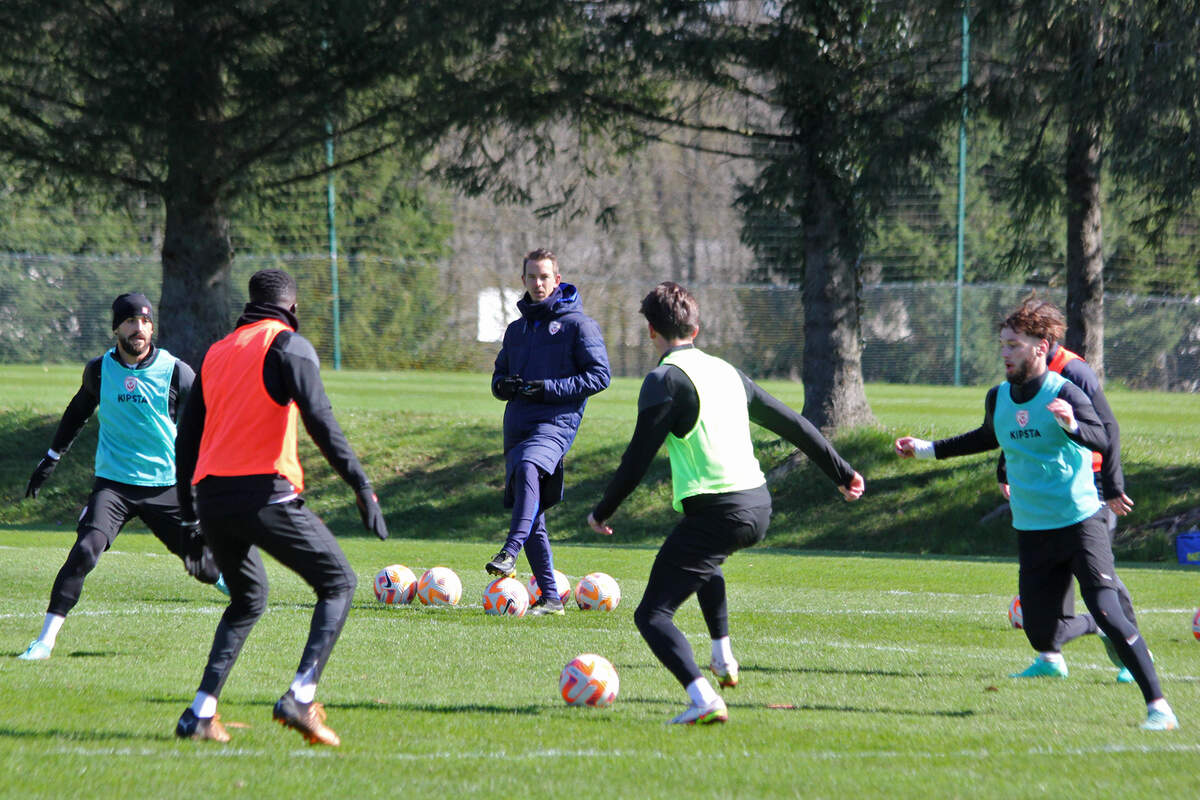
[483,576,529,617]
[1192,608,1200,641]
[1008,595,1023,629]
[416,566,462,607]
[559,653,619,708]
[527,569,572,605]
[374,564,417,606]
[575,572,621,611]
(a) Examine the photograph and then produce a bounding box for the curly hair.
[248,269,298,306]
[640,281,700,340]
[1001,294,1066,343]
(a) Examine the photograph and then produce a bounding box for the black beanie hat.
[112,293,154,330]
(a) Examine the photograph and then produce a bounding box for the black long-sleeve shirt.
[934,370,1108,459]
[592,344,857,522]
[175,303,370,518]
[46,345,193,458]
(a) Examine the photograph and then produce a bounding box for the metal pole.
[953,1,970,386]
[326,121,341,371]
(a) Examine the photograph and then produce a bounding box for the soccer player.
[485,248,610,615]
[174,269,388,746]
[894,301,1177,731]
[587,281,864,724]
[996,297,1142,683]
[19,292,223,662]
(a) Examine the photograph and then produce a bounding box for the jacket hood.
[517,282,582,321]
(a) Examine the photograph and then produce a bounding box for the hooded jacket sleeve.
[541,315,611,402]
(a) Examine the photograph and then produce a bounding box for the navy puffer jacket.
[491,283,610,504]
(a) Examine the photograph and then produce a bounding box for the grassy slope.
[3,365,1197,561]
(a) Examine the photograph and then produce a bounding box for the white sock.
[686,677,719,707]
[712,636,734,666]
[190,692,218,719]
[38,613,66,648]
[291,667,317,703]
[1038,652,1064,664]
[1148,698,1172,715]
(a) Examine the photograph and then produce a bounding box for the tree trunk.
[155,3,235,370]
[158,192,234,369]
[1064,22,1105,376]
[800,172,875,431]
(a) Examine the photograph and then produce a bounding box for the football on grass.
[1192,608,1200,641]
[374,564,417,606]
[527,569,572,605]
[575,572,621,611]
[559,653,619,707]
[416,566,462,606]
[483,576,529,617]
[1008,595,1023,629]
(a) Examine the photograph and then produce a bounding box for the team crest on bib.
[124,376,137,392]
[548,321,562,335]
[1015,410,1028,427]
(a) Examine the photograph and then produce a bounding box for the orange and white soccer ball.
[575,572,620,611]
[559,653,619,708]
[1192,608,1200,641]
[527,570,572,606]
[416,566,462,606]
[483,576,529,617]
[1008,595,1023,629]
[374,564,417,606]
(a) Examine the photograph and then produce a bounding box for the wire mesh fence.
[4,252,1197,391]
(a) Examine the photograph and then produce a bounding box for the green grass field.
[2,366,1200,797]
[3,535,1200,798]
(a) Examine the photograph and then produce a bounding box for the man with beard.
[894,301,1176,731]
[484,248,610,615]
[995,297,1142,683]
[19,292,224,662]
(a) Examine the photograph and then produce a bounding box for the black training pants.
[195,498,357,698]
[635,488,771,688]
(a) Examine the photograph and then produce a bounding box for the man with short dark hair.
[588,281,864,724]
[485,248,610,615]
[19,292,223,662]
[895,300,1176,731]
[174,268,388,746]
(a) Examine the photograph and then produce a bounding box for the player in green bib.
[894,302,1176,731]
[588,282,864,725]
[19,293,224,662]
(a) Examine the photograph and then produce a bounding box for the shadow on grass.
[0,726,148,741]
[742,663,930,680]
[761,702,975,719]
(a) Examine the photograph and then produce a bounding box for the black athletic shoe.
[485,550,517,578]
[528,596,565,616]
[176,707,231,742]
[273,690,340,746]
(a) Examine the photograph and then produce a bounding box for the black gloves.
[356,486,389,540]
[494,375,523,401]
[25,454,59,498]
[518,380,545,401]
